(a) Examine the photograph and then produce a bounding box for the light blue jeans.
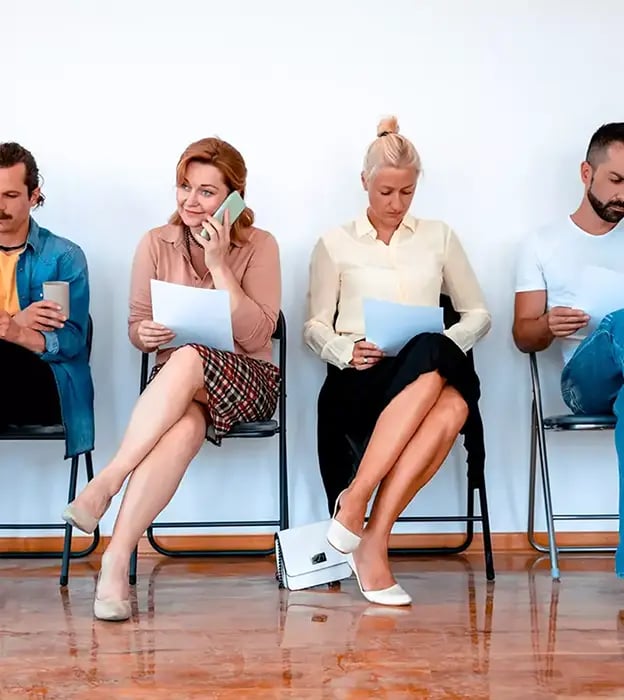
[561,310,624,577]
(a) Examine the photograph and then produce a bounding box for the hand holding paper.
[137,319,176,351]
[363,298,444,356]
[150,279,234,352]
[546,306,589,338]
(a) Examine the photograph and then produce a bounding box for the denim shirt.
[15,218,94,457]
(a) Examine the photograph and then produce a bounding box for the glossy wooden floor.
[1,553,624,699]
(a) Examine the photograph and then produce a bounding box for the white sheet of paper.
[363,298,444,356]
[576,265,624,331]
[150,279,234,352]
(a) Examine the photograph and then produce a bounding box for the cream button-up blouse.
[304,212,491,369]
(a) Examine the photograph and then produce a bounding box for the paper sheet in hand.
[150,279,234,351]
[577,266,624,331]
[363,298,444,356]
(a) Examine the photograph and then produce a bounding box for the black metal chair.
[527,351,617,580]
[129,311,288,584]
[345,295,495,581]
[0,316,99,586]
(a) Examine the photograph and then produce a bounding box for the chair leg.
[83,452,101,555]
[535,412,560,580]
[388,481,475,558]
[527,400,539,548]
[129,547,138,586]
[477,478,495,581]
[85,451,95,482]
[146,524,276,557]
[279,428,289,530]
[60,456,80,587]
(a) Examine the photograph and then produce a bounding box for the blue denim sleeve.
[39,244,90,363]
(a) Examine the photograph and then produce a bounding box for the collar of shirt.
[25,217,41,253]
[353,212,419,241]
[156,223,243,248]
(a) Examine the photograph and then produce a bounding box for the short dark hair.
[586,123,624,167]
[0,142,45,206]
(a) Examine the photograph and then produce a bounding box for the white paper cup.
[43,281,70,317]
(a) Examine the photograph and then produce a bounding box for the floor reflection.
[2,553,624,698]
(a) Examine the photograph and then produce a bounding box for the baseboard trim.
[0,530,618,556]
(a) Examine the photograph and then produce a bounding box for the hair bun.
[377,115,399,137]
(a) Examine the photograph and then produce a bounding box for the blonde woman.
[304,116,491,606]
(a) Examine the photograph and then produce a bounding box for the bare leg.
[96,402,207,601]
[336,371,446,534]
[352,386,468,591]
[72,346,206,517]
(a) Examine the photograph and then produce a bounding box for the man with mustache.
[512,122,624,577]
[0,143,94,458]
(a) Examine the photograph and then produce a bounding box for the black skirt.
[316,332,483,513]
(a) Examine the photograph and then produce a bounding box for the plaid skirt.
[148,344,280,446]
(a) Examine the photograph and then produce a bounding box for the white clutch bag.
[275,519,353,591]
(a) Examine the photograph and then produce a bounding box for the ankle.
[99,464,129,495]
[102,548,131,570]
[344,483,372,508]
[360,528,390,550]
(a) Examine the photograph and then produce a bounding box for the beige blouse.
[304,212,491,369]
[128,224,281,365]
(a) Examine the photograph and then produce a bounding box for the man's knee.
[603,308,624,336]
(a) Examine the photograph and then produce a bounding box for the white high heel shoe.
[347,553,412,607]
[326,489,362,554]
[93,553,131,622]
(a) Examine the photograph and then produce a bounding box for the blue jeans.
[561,310,624,577]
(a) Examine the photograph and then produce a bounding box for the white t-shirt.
[515,216,624,365]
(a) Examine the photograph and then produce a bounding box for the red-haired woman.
[63,137,281,620]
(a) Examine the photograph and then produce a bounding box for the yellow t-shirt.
[0,249,22,315]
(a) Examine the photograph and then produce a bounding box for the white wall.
[2,0,621,537]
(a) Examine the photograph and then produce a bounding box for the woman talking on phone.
[62,137,281,621]
[304,116,490,606]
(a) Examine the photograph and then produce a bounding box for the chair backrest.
[86,314,94,361]
[439,293,477,372]
[273,311,287,396]
[528,351,616,428]
[440,293,460,329]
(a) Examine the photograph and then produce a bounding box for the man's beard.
[587,182,624,224]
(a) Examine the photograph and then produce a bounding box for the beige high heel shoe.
[93,553,131,622]
[62,487,111,535]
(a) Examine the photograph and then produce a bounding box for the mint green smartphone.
[200,191,246,239]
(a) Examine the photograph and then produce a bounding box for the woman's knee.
[437,387,469,432]
[166,346,204,383]
[422,369,445,386]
